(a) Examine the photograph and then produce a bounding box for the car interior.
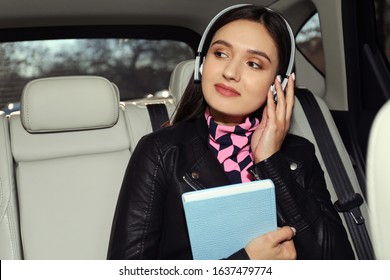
[0,0,389,260]
[366,100,390,260]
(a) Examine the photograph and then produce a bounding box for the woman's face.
[202,19,279,125]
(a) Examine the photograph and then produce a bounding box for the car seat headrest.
[168,59,195,103]
[20,76,119,133]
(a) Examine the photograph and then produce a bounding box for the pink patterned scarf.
[205,108,260,183]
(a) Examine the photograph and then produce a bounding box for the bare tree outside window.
[295,2,390,78]
[0,39,194,111]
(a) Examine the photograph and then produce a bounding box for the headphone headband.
[194,4,295,90]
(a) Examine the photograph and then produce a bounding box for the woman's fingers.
[245,226,297,260]
[272,74,295,133]
[285,73,295,127]
[272,226,296,243]
[274,75,286,111]
[252,75,295,162]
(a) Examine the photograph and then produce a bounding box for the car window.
[0,38,194,113]
[296,13,325,75]
[374,0,390,67]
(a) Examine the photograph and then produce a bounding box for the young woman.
[107,4,355,260]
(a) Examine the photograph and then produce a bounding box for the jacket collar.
[182,117,231,191]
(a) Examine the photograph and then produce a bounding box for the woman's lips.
[215,83,241,97]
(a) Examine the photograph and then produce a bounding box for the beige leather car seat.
[367,100,390,260]
[8,76,131,259]
[0,111,23,259]
[122,99,176,152]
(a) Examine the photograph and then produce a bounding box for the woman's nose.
[222,60,240,81]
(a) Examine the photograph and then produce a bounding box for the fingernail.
[291,227,297,236]
[276,75,282,83]
[270,84,276,95]
[291,73,296,81]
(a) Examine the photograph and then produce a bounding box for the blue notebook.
[182,179,277,260]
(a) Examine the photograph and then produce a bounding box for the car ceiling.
[0,0,312,35]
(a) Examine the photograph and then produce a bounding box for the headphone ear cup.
[199,63,203,75]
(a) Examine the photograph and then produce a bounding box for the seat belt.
[146,103,170,132]
[295,88,375,260]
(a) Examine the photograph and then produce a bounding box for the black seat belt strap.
[146,104,170,132]
[295,88,375,259]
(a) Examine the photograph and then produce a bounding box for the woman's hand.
[251,74,295,162]
[245,226,297,260]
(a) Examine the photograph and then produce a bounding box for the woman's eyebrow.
[211,39,232,49]
[211,39,272,63]
[247,49,271,63]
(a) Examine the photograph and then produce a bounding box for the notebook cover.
[182,179,277,260]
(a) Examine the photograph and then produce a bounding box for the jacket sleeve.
[107,134,167,259]
[248,140,355,260]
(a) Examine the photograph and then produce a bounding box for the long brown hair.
[172,5,292,125]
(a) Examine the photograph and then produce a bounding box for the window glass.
[0,38,194,113]
[296,13,325,75]
[374,0,390,65]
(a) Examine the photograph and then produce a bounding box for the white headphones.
[194,4,296,93]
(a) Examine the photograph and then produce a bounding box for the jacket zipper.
[249,169,261,181]
[182,174,202,191]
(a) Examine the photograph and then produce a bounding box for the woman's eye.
[215,51,228,58]
[247,61,262,69]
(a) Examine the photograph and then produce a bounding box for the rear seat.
[122,98,176,151]
[0,75,177,259]
[0,111,22,259]
[366,99,390,259]
[7,76,131,259]
[168,59,370,258]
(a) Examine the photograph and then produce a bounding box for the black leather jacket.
[107,117,355,260]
